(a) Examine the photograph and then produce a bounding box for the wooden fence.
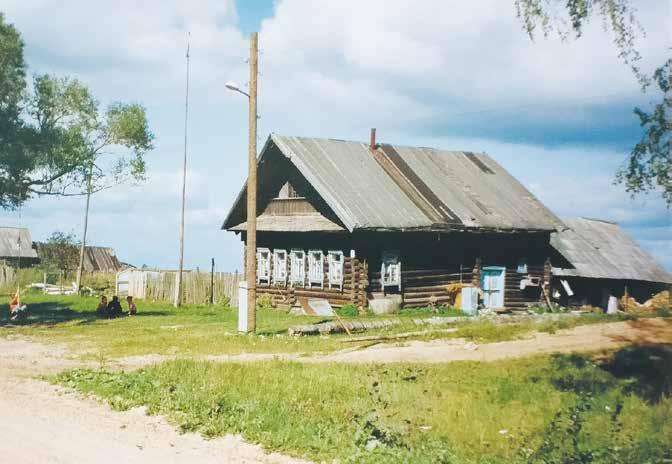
[116,269,243,306]
[0,265,17,292]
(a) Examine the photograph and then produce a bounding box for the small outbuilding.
[550,217,672,308]
[82,246,123,273]
[0,227,39,267]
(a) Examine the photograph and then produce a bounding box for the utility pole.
[210,257,215,305]
[245,32,259,332]
[75,162,94,292]
[175,35,190,308]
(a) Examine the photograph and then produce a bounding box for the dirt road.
[317,318,672,363]
[0,337,308,464]
[0,318,670,463]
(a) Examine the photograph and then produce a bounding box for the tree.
[0,13,155,209]
[38,232,80,279]
[0,12,30,208]
[617,59,671,205]
[514,0,671,206]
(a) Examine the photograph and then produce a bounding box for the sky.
[1,0,670,273]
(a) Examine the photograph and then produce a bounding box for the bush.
[336,304,359,317]
[81,273,116,294]
[256,294,273,311]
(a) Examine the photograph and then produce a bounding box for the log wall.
[244,230,553,311]
[502,263,545,311]
[256,255,367,307]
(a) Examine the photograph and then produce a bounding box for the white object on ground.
[238,281,248,333]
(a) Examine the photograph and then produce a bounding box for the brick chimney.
[369,128,377,149]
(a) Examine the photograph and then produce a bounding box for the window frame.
[272,249,288,285]
[327,250,344,289]
[307,250,324,288]
[256,247,271,284]
[516,257,528,274]
[289,249,306,287]
[380,251,401,291]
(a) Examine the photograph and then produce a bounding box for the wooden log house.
[223,132,568,312]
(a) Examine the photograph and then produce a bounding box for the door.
[481,266,505,309]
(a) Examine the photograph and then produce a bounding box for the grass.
[0,292,653,360]
[0,292,355,357]
[55,348,672,463]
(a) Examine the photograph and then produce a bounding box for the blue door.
[481,266,505,309]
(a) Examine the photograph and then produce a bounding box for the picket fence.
[116,269,242,306]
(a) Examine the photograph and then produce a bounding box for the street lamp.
[225,81,250,98]
[226,33,258,333]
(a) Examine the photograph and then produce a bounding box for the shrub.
[81,273,115,293]
[336,304,359,317]
[256,294,273,311]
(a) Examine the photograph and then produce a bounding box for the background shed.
[82,246,123,272]
[0,227,39,267]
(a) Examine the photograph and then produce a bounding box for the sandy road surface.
[317,318,672,363]
[194,318,672,364]
[0,337,308,464]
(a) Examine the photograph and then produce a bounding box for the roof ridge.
[577,217,618,225]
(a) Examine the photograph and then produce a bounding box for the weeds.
[55,349,672,463]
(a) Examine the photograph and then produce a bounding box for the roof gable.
[223,135,564,233]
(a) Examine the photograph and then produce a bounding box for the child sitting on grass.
[9,291,28,321]
[126,295,137,316]
[96,295,108,317]
[106,295,124,318]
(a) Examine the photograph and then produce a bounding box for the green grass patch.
[1,294,654,360]
[0,293,471,358]
[0,292,351,357]
[56,348,672,463]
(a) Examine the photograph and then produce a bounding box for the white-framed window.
[273,249,288,284]
[381,251,401,291]
[256,248,271,284]
[290,249,305,286]
[517,257,528,274]
[308,250,324,288]
[328,250,344,289]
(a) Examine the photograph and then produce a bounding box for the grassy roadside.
[1,293,656,360]
[55,349,672,463]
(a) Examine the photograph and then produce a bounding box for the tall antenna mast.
[174,33,190,308]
